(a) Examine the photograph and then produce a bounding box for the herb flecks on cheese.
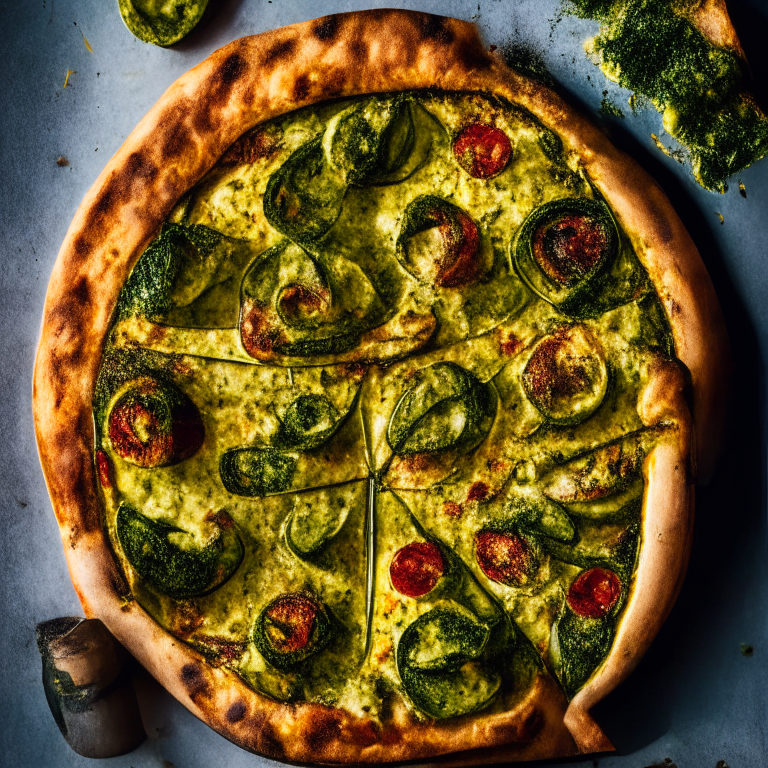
[94,91,678,722]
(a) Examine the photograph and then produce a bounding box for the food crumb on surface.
[739,181,747,198]
[716,212,724,225]
[56,156,69,167]
[642,759,677,768]
[63,69,76,88]
[740,643,754,656]
[715,761,730,768]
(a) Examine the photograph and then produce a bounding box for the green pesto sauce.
[96,91,678,723]
[569,0,768,191]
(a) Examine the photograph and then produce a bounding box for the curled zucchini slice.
[219,448,297,498]
[521,325,608,426]
[239,240,387,361]
[324,95,415,184]
[542,431,652,503]
[512,197,620,317]
[118,1,209,47]
[252,593,333,671]
[396,196,488,288]
[116,504,243,599]
[387,362,496,456]
[107,376,204,467]
[277,394,342,450]
[396,608,501,719]
[263,138,346,247]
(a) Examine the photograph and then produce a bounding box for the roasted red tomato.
[264,594,319,654]
[475,530,538,587]
[396,196,484,288]
[567,567,621,618]
[453,124,512,179]
[390,541,445,598]
[532,213,609,288]
[108,377,204,468]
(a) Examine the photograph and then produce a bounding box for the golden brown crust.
[688,0,746,60]
[33,9,727,764]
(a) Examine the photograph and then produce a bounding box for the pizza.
[33,10,728,765]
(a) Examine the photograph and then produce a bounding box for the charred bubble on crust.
[73,150,158,262]
[226,701,247,723]
[521,325,608,426]
[180,662,212,702]
[313,15,340,41]
[263,38,296,66]
[416,14,454,45]
[293,74,311,102]
[218,52,247,86]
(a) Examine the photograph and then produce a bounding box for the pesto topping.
[95,90,679,722]
[568,0,768,191]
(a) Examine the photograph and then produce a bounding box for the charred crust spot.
[73,234,92,259]
[125,151,158,181]
[293,74,311,102]
[354,720,380,747]
[219,53,247,86]
[417,14,454,45]
[313,15,340,41]
[257,724,286,759]
[305,710,343,751]
[71,275,90,309]
[349,38,369,63]
[454,37,492,71]
[264,38,296,65]
[180,662,212,701]
[226,701,247,723]
[160,119,193,161]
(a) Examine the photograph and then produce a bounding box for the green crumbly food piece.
[568,0,768,191]
[118,0,209,47]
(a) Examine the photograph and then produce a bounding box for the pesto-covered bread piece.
[118,0,209,47]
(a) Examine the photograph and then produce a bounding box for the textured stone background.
[1,1,766,766]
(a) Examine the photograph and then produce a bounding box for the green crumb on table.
[599,94,625,118]
[740,643,754,656]
[567,0,768,192]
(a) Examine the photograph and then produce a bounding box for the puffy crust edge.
[33,9,725,764]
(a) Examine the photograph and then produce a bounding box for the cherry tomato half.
[453,124,512,179]
[390,542,445,598]
[566,567,621,619]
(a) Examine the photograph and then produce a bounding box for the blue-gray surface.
[1,1,766,766]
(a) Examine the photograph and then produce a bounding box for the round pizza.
[33,10,728,765]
